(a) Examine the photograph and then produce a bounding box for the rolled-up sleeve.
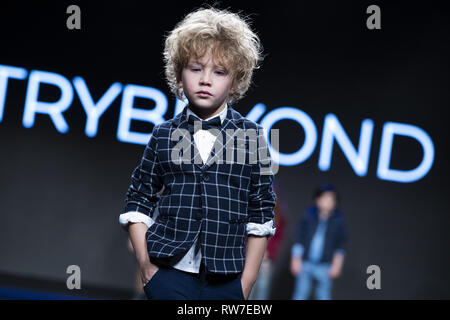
[119,211,155,230]
[246,220,276,237]
[291,243,304,258]
[247,125,277,232]
[120,126,163,231]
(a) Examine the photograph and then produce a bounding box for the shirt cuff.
[246,220,276,237]
[291,243,304,258]
[119,211,155,230]
[333,249,346,256]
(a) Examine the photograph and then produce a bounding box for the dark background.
[0,1,449,299]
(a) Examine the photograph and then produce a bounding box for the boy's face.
[316,191,337,213]
[178,47,234,117]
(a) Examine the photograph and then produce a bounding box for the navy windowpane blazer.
[123,104,277,274]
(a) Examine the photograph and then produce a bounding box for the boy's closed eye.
[190,68,227,76]
[188,63,228,75]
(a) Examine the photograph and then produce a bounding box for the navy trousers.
[143,263,245,300]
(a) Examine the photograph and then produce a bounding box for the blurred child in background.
[290,184,348,300]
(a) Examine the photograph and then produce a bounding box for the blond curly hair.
[162,6,264,104]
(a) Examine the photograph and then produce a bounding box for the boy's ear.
[229,80,236,94]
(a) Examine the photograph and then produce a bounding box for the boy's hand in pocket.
[139,260,159,286]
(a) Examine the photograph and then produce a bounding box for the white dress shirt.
[119,104,276,273]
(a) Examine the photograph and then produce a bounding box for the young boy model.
[119,7,277,300]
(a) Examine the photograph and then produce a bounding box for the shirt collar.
[186,103,228,124]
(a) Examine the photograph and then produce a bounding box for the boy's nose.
[199,71,212,85]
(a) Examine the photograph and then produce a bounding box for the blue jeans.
[292,261,332,300]
[143,264,244,300]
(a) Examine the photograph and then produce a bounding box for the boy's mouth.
[196,90,212,96]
